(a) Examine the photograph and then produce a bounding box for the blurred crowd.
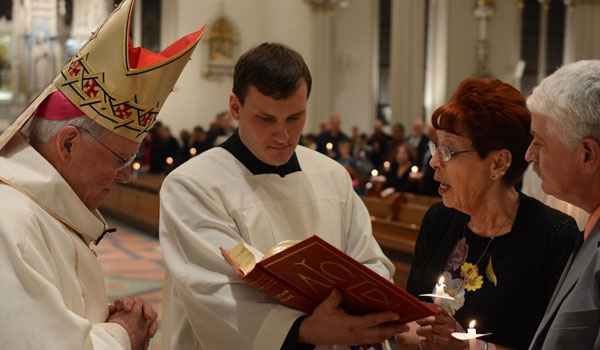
[302,114,439,197]
[136,110,235,175]
[140,110,440,198]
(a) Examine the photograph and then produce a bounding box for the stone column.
[423,0,449,122]
[537,0,551,82]
[389,0,426,126]
[563,0,600,62]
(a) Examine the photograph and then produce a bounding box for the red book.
[220,235,436,323]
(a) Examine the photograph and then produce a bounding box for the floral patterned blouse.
[406,193,580,349]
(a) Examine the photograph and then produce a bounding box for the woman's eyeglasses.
[428,141,476,162]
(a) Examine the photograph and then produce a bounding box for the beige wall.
[158,0,378,138]
[3,0,598,139]
[158,0,525,137]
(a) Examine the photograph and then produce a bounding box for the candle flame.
[438,276,444,285]
[166,157,174,165]
[383,161,391,169]
[326,142,333,150]
[371,169,379,176]
[469,320,476,329]
[411,165,419,173]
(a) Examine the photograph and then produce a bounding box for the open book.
[220,235,436,323]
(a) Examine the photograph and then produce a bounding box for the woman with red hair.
[396,78,580,350]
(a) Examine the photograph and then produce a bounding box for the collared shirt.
[219,129,301,177]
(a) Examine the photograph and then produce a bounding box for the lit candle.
[468,320,476,350]
[371,169,379,177]
[383,161,391,171]
[434,276,445,305]
[189,147,197,156]
[326,142,333,150]
[409,165,419,179]
[166,157,174,165]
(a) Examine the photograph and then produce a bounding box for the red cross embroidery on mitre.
[139,112,156,127]
[114,104,133,120]
[83,79,100,98]
[68,61,82,77]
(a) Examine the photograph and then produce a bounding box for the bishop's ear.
[55,126,80,161]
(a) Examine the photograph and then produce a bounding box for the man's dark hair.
[232,42,312,104]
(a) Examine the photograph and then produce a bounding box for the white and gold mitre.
[0,0,205,149]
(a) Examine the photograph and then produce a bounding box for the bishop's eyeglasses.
[79,127,136,172]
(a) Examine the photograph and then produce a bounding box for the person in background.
[368,119,391,170]
[350,125,362,156]
[382,142,420,194]
[336,139,357,169]
[135,130,153,170]
[395,77,579,350]
[407,119,430,167]
[389,122,406,153]
[159,42,408,350]
[206,110,235,147]
[0,0,204,348]
[336,139,365,195]
[315,113,351,159]
[410,123,440,197]
[189,125,211,155]
[149,124,180,174]
[300,132,317,150]
[526,60,600,349]
[177,128,191,163]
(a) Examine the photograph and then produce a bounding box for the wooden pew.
[100,173,164,236]
[370,218,419,287]
[394,193,441,226]
[370,218,419,255]
[360,192,401,220]
[361,192,441,288]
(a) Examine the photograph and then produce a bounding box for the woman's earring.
[491,173,500,180]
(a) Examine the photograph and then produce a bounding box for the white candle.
[434,276,445,305]
[468,320,476,350]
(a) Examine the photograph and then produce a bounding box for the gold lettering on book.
[274,289,295,303]
[293,258,359,293]
[292,256,404,310]
[345,275,404,309]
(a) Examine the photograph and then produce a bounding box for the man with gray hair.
[526,60,600,349]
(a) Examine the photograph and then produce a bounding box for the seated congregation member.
[382,142,420,194]
[0,0,204,348]
[159,42,409,349]
[410,122,441,197]
[395,77,580,350]
[315,113,351,159]
[526,60,600,349]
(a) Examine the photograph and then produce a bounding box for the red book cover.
[221,235,436,324]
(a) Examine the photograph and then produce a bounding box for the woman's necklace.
[475,237,494,267]
[463,224,494,267]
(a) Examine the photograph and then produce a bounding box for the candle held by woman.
[468,320,477,350]
[434,276,445,304]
